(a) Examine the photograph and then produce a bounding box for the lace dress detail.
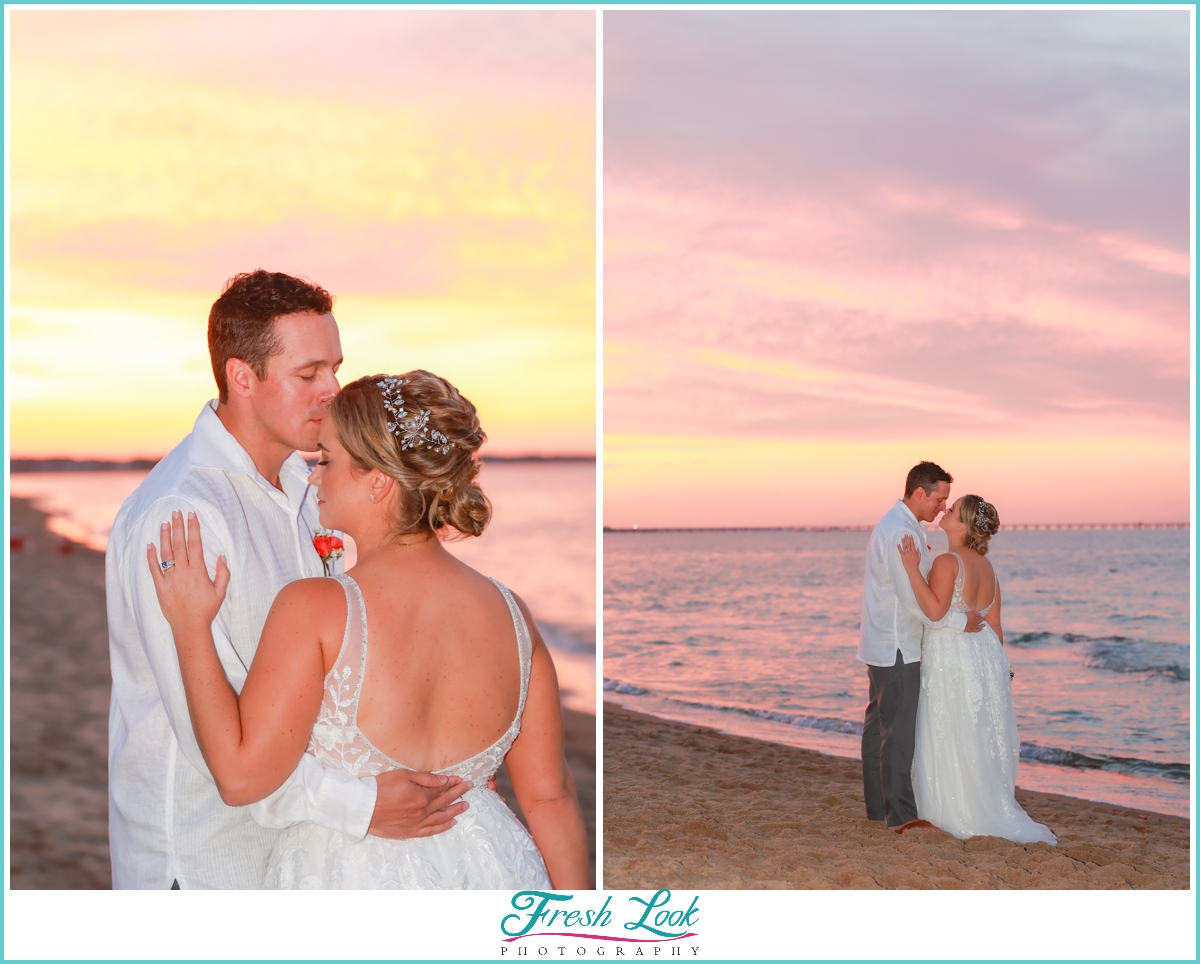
[912,553,1056,845]
[265,573,552,889]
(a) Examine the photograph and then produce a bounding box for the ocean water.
[9,461,597,713]
[603,527,1191,817]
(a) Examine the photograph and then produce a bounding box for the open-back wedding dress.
[265,572,553,888]
[912,553,1056,845]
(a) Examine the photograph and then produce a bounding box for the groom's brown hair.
[904,461,953,497]
[208,270,334,403]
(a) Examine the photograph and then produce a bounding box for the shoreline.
[603,694,1188,819]
[603,703,1190,889]
[9,496,595,889]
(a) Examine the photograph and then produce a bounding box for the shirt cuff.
[246,755,377,840]
[317,772,377,842]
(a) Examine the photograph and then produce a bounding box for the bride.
[897,495,1056,845]
[147,370,590,888]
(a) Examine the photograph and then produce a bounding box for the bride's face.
[940,498,965,538]
[308,419,371,532]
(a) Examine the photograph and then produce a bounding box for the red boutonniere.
[313,527,344,576]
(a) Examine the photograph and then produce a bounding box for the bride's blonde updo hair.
[959,494,999,555]
[331,371,491,538]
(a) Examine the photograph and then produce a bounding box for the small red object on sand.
[894,818,936,834]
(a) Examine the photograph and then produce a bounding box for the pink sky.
[13,9,596,301]
[10,10,595,458]
[604,10,1191,527]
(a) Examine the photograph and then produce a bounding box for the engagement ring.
[160,560,176,572]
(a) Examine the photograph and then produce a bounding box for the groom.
[858,460,983,832]
[106,270,472,888]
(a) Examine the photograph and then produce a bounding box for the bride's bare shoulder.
[929,552,958,572]
[959,547,991,571]
[259,578,348,670]
[504,588,542,637]
[269,577,347,622]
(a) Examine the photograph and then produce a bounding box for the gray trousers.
[862,649,921,827]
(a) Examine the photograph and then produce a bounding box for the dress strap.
[332,572,369,716]
[980,569,999,617]
[947,552,966,612]
[948,553,999,616]
[488,577,534,719]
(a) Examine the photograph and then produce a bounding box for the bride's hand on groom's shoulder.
[146,510,230,630]
[897,534,921,570]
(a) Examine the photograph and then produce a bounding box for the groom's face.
[913,481,951,523]
[251,311,343,452]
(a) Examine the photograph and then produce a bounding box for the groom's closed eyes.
[295,358,342,383]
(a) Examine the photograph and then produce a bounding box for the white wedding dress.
[912,553,1057,845]
[264,573,553,888]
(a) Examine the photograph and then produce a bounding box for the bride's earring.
[369,493,375,501]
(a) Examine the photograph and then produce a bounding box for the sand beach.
[602,703,1190,889]
[8,497,596,888]
[10,498,112,888]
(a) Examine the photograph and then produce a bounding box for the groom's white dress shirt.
[858,499,968,667]
[106,401,377,889]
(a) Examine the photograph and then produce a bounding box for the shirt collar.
[279,452,317,511]
[189,401,315,511]
[189,401,258,475]
[896,499,921,528]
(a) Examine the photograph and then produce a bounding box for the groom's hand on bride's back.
[965,611,985,633]
[368,770,473,838]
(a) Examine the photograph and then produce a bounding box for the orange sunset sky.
[8,9,595,459]
[604,10,1191,527]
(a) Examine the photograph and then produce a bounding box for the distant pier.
[604,522,1189,533]
[1001,522,1188,530]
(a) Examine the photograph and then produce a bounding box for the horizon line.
[9,454,596,472]
[604,523,1190,533]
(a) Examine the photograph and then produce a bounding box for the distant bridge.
[604,522,1189,533]
[1002,522,1188,530]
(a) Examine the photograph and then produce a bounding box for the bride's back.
[318,370,520,773]
[351,550,521,773]
[954,548,997,613]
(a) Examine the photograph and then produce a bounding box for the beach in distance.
[605,527,1190,815]
[603,526,1190,889]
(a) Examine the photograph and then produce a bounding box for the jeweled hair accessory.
[974,500,993,534]
[376,376,452,455]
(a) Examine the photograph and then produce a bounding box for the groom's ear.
[225,357,258,400]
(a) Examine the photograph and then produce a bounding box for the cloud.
[11,9,595,110]
[606,10,1189,246]
[8,10,595,457]
[604,11,1189,442]
[605,179,1188,438]
[603,10,1189,523]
